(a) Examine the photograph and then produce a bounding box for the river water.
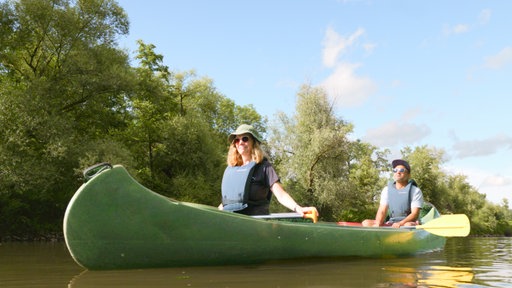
[0,237,510,287]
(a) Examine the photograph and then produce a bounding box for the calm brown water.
[0,237,510,287]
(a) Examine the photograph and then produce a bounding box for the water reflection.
[382,265,474,287]
[0,242,82,287]
[444,237,512,287]
[1,238,511,288]
[68,260,476,288]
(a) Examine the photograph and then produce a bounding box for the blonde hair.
[227,137,266,166]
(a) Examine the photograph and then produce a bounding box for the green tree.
[269,84,387,221]
[346,141,390,221]
[121,40,176,179]
[444,174,485,215]
[400,146,446,206]
[0,0,133,237]
[122,40,266,206]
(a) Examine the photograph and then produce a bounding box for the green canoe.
[63,164,465,270]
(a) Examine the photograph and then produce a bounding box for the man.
[362,159,423,228]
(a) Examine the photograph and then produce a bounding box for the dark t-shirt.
[237,159,279,215]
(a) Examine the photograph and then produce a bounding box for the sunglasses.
[393,168,407,173]
[233,136,250,145]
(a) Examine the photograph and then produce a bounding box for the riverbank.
[1,232,64,242]
[1,231,510,243]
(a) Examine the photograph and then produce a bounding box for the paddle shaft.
[252,211,318,223]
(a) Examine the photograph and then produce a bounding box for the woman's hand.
[295,206,319,223]
[295,206,318,216]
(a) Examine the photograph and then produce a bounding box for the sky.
[115,0,512,205]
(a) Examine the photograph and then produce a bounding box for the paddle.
[252,210,318,223]
[414,214,470,237]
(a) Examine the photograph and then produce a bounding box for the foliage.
[269,84,389,221]
[0,0,133,239]
[121,40,265,206]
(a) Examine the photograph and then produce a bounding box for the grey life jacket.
[387,179,417,222]
[221,161,257,212]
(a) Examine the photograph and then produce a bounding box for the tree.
[400,146,446,206]
[122,40,267,205]
[0,0,133,237]
[444,174,485,214]
[121,40,176,179]
[345,141,390,221]
[269,84,388,221]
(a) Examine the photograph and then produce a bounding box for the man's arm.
[393,207,421,228]
[373,204,388,227]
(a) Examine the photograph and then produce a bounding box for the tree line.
[0,0,510,240]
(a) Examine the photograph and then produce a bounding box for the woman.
[218,124,318,216]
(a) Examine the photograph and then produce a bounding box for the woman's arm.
[270,182,318,215]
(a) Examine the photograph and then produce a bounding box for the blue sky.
[116,0,512,205]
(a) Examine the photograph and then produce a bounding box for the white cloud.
[320,63,377,107]
[391,80,402,88]
[481,174,512,187]
[452,133,512,158]
[478,9,492,24]
[363,43,377,55]
[442,9,491,37]
[322,26,364,68]
[363,120,431,147]
[361,108,432,147]
[484,46,512,69]
[444,164,511,205]
[453,24,469,34]
[275,78,299,89]
[319,27,376,108]
[482,186,512,205]
[443,23,470,36]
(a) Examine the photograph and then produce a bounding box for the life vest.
[221,161,257,212]
[387,179,417,222]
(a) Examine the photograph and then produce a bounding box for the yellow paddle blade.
[416,214,470,237]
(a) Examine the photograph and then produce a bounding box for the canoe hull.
[64,165,446,270]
